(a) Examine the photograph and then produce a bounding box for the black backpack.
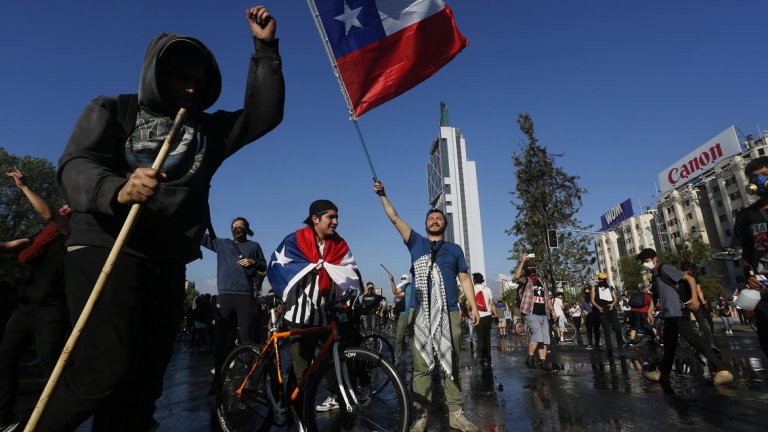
[628,291,647,309]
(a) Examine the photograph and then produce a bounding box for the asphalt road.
[13,323,768,431]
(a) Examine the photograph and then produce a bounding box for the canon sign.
[658,126,740,193]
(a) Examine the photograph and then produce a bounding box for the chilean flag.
[310,0,468,117]
[267,226,360,300]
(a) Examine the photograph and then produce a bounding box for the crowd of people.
[1,4,767,430]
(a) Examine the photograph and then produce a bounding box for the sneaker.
[316,396,340,412]
[560,336,564,342]
[586,345,593,351]
[627,340,635,347]
[448,408,479,432]
[714,370,735,385]
[409,413,428,432]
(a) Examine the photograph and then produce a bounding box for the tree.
[184,281,200,312]
[618,255,645,292]
[0,148,63,284]
[506,113,592,292]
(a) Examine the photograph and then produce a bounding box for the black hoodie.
[57,33,284,263]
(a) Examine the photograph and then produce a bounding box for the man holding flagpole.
[374,180,480,432]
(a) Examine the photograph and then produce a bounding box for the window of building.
[445,184,451,194]
[725,229,731,237]
[666,207,673,214]
[760,148,766,156]
[729,192,741,201]
[684,200,690,207]
[732,209,740,218]
[716,200,723,208]
[686,212,693,220]
[719,214,727,223]
[713,186,720,194]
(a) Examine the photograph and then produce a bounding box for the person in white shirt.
[553,292,566,342]
[473,273,497,367]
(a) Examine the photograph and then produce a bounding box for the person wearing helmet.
[590,272,625,357]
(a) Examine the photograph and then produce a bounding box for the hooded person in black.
[37,7,284,432]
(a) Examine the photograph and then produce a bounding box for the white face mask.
[643,261,656,270]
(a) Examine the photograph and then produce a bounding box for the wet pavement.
[14,324,768,431]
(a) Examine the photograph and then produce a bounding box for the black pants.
[737,308,747,325]
[691,308,716,348]
[476,315,493,362]
[755,299,768,358]
[599,308,624,352]
[0,302,68,424]
[586,313,601,347]
[660,317,726,375]
[37,248,185,432]
[572,316,583,344]
[214,294,261,373]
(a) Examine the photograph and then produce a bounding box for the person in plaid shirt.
[515,253,557,371]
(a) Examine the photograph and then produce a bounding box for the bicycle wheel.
[216,344,278,432]
[360,333,395,363]
[304,347,410,432]
[360,334,395,395]
[562,322,576,342]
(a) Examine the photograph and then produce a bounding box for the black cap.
[303,199,338,224]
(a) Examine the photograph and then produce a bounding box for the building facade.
[594,211,659,289]
[427,102,486,277]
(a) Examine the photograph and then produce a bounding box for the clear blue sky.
[2,1,768,298]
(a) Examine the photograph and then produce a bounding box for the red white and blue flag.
[309,0,468,118]
[268,226,360,300]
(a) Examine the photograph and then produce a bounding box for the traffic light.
[547,229,558,248]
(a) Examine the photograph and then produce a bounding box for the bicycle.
[711,247,742,261]
[216,291,410,432]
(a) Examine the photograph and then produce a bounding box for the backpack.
[628,291,647,309]
[656,264,693,302]
[475,290,488,312]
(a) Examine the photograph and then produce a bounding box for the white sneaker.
[316,396,340,412]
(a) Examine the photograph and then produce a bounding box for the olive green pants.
[411,310,463,413]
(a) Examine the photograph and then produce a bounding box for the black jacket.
[57,33,284,263]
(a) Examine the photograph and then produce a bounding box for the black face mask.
[525,266,537,275]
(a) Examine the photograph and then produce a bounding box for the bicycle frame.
[235,318,360,416]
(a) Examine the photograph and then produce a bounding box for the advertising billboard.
[657,126,741,193]
[600,199,634,230]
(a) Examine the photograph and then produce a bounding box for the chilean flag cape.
[268,226,360,300]
[309,0,468,118]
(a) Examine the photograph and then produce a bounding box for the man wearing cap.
[374,180,479,432]
[267,199,363,412]
[42,7,284,431]
[390,272,413,368]
[514,254,557,370]
[202,217,266,381]
[590,273,626,357]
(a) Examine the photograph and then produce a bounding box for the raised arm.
[6,168,69,236]
[373,180,411,242]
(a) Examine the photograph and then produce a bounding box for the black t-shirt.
[733,203,768,273]
[19,234,67,305]
[531,282,546,316]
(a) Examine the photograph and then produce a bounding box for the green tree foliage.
[0,148,62,284]
[506,113,592,292]
[618,255,645,292]
[184,281,200,312]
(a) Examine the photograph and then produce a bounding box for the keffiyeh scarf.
[412,252,454,378]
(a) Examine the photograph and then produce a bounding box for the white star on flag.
[334,1,363,34]
[272,245,293,267]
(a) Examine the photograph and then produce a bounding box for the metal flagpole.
[305,0,379,181]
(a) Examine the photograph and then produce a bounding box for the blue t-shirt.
[406,231,468,312]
